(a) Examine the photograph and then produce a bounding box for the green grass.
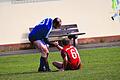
[0,47,120,80]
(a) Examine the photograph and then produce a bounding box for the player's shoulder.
[44,18,53,21]
[44,18,53,23]
[38,18,52,25]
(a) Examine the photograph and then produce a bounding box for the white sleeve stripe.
[46,22,53,38]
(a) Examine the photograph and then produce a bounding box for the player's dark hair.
[53,17,61,25]
[62,38,70,46]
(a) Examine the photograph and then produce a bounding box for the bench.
[29,24,85,47]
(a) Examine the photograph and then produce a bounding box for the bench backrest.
[49,24,78,36]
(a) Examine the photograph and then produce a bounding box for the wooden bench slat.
[49,32,86,37]
[49,29,79,36]
[61,24,77,29]
[49,37,63,41]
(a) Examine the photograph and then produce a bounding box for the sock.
[43,53,51,71]
[44,59,51,71]
[38,57,45,71]
[38,53,51,71]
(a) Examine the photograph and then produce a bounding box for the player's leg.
[43,53,51,71]
[33,40,51,72]
[39,56,45,71]
[52,61,63,69]
[119,10,120,16]
[111,12,118,20]
[52,61,71,71]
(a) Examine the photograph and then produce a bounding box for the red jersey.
[61,45,81,70]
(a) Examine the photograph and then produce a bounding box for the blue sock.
[39,57,45,71]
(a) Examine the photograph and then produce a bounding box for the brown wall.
[0,35,120,52]
[78,35,120,44]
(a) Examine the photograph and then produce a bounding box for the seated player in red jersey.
[52,38,82,71]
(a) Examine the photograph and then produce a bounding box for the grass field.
[0,47,120,80]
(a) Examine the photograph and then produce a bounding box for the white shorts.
[34,40,49,57]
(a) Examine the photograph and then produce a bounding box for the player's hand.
[53,41,59,46]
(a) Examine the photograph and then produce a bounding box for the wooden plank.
[49,28,79,35]
[61,24,77,29]
[49,32,86,37]
[49,37,64,41]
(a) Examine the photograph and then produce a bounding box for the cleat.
[111,17,114,20]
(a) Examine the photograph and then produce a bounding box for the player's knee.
[44,49,49,54]
[42,47,49,53]
[52,62,59,67]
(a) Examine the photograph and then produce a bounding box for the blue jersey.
[29,18,53,42]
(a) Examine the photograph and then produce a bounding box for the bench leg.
[68,35,77,47]
[73,38,76,47]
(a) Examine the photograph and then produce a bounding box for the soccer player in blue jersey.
[28,17,62,72]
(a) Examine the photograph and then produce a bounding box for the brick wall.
[0,43,34,52]
[78,35,120,44]
[0,35,120,52]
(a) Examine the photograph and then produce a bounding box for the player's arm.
[74,47,82,69]
[61,51,68,70]
[56,44,63,51]
[62,55,68,70]
[53,41,63,50]
[44,38,57,46]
